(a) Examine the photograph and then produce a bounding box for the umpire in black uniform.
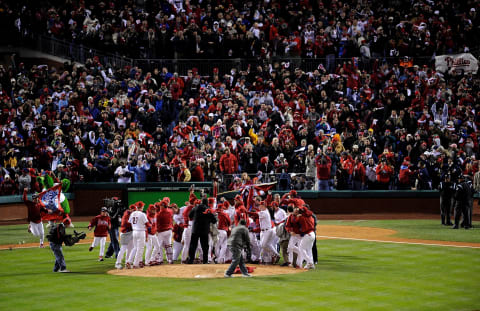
[453,175,474,229]
[438,174,454,226]
[188,198,217,264]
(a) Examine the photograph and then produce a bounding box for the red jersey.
[183,204,194,227]
[234,205,249,226]
[285,214,301,234]
[23,191,45,223]
[217,210,231,231]
[120,210,133,233]
[285,198,306,208]
[147,213,157,235]
[156,208,174,232]
[297,209,315,234]
[89,215,111,237]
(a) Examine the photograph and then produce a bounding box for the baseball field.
[1,219,479,311]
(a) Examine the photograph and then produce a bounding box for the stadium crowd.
[0,0,479,196]
[5,0,480,60]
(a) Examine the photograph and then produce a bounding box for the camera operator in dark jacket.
[47,223,69,272]
[47,223,87,272]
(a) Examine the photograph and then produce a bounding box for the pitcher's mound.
[108,264,307,278]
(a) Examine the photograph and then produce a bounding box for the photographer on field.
[47,223,86,273]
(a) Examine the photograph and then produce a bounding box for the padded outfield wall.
[3,183,479,220]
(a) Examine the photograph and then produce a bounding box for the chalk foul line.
[317,235,480,249]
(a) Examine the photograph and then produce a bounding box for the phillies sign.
[435,53,478,74]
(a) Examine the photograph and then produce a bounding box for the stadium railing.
[29,35,439,74]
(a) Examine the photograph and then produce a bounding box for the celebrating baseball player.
[88,206,111,261]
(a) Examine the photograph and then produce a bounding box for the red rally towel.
[234,266,256,274]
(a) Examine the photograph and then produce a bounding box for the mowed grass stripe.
[1,239,477,310]
[1,220,479,310]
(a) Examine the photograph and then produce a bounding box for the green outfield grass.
[1,219,479,246]
[0,220,479,310]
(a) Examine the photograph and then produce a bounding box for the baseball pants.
[132,230,146,267]
[249,232,261,262]
[288,234,301,264]
[145,234,160,264]
[91,236,107,257]
[173,240,183,261]
[116,231,134,267]
[157,230,173,263]
[260,228,279,263]
[181,226,192,262]
[296,232,315,268]
[29,221,44,244]
[215,229,228,263]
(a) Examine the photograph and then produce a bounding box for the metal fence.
[37,35,135,69]
[32,35,442,75]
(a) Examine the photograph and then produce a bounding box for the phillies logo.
[445,57,471,68]
[41,189,60,211]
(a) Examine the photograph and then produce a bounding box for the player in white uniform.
[247,216,261,262]
[128,204,150,268]
[145,204,160,265]
[285,206,301,267]
[115,204,136,269]
[172,204,185,261]
[272,202,286,254]
[257,202,280,264]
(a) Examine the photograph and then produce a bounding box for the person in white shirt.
[274,203,287,225]
[128,204,150,268]
[115,161,132,183]
[256,202,280,264]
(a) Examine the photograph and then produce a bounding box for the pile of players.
[90,189,317,270]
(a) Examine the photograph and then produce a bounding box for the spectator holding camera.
[315,151,332,191]
[376,157,394,190]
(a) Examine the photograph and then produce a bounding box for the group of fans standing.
[86,188,317,271]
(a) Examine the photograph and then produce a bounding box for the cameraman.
[114,161,132,183]
[47,223,86,273]
[47,223,69,273]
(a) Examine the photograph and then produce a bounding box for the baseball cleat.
[88,246,93,252]
[242,273,253,277]
[125,263,132,269]
[224,273,232,278]
[115,264,123,269]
